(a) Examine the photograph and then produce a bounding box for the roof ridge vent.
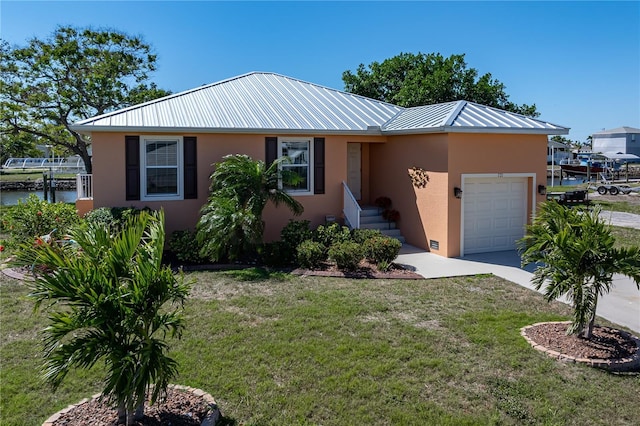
[444,100,467,126]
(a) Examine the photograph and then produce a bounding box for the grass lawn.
[0,170,78,182]
[592,199,640,216]
[2,269,639,425]
[611,226,640,249]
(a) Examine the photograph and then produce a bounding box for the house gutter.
[68,125,387,136]
[69,124,568,137]
[380,126,570,136]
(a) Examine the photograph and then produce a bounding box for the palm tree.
[518,202,640,339]
[22,210,189,424]
[197,154,303,262]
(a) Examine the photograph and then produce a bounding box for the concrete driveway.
[396,246,640,334]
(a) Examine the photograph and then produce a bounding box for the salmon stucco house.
[70,72,569,258]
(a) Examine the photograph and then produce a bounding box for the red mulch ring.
[48,387,219,426]
[522,322,640,371]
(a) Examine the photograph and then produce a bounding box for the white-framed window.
[278,137,313,194]
[141,136,183,200]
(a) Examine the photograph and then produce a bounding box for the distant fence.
[2,156,86,172]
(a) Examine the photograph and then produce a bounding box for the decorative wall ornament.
[408,167,430,189]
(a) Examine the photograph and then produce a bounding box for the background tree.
[342,52,538,117]
[550,135,588,151]
[518,202,640,339]
[21,210,189,424]
[0,131,41,165]
[197,154,303,262]
[0,27,171,173]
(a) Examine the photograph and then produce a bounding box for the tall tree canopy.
[0,27,171,173]
[342,52,538,117]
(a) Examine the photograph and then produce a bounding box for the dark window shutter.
[125,135,140,201]
[183,136,197,199]
[265,137,277,167]
[314,137,325,194]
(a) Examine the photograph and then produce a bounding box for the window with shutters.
[141,136,183,200]
[278,137,312,194]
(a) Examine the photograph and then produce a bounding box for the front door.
[347,143,362,200]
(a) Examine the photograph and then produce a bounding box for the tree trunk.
[80,149,92,174]
[580,295,598,340]
[118,402,144,425]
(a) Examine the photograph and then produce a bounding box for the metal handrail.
[76,174,93,200]
[342,181,361,229]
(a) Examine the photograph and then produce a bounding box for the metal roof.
[593,126,640,135]
[72,72,569,136]
[382,100,568,135]
[72,72,403,134]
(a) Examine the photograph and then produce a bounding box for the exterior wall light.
[538,184,547,195]
[454,187,463,199]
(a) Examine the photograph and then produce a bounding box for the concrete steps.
[357,206,405,243]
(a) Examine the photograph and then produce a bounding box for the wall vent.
[429,240,439,250]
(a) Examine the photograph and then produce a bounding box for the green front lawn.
[593,199,640,215]
[611,226,640,249]
[0,170,77,181]
[2,270,638,425]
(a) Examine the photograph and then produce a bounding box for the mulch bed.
[48,387,219,426]
[292,260,423,279]
[523,322,640,368]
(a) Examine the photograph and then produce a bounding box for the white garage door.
[463,176,528,255]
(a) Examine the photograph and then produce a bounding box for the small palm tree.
[197,154,303,262]
[21,210,189,424]
[518,202,640,339]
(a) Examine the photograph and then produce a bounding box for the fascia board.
[381,126,570,136]
[68,125,385,136]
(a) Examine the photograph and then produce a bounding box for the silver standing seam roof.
[71,72,569,135]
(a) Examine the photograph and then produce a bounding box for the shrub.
[364,236,402,265]
[280,220,312,264]
[260,241,288,267]
[4,194,80,246]
[374,196,392,210]
[376,260,392,272]
[296,240,325,269]
[314,222,351,250]
[168,230,206,264]
[351,228,383,244]
[84,206,148,235]
[382,209,400,223]
[328,241,363,271]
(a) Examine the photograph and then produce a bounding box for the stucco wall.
[368,132,547,257]
[89,130,547,257]
[369,133,450,253]
[447,133,547,257]
[89,132,386,241]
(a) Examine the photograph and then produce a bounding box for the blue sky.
[2,1,639,143]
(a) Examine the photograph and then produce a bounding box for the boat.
[559,152,633,179]
[559,162,608,177]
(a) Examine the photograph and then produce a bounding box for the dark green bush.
[4,194,80,246]
[364,236,402,265]
[84,206,148,235]
[260,241,288,267]
[168,230,206,264]
[296,239,325,269]
[328,241,363,271]
[280,220,312,264]
[351,228,383,244]
[314,222,351,250]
